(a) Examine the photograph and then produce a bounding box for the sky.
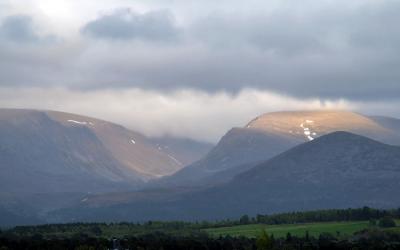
[0,0,399,142]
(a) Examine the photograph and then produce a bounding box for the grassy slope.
[205,220,400,238]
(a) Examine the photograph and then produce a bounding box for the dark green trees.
[378,217,396,228]
[256,229,273,250]
[239,215,250,224]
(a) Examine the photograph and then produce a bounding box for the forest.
[1,207,400,249]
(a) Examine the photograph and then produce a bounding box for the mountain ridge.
[54,131,400,222]
[158,110,400,188]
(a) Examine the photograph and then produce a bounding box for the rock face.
[58,132,400,222]
[161,111,400,187]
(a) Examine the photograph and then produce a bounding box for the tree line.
[1,229,400,250]
[1,207,399,249]
[207,207,400,228]
[2,207,399,237]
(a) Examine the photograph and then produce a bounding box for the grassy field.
[7,220,399,239]
[205,221,399,238]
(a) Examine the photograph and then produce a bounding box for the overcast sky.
[0,0,399,142]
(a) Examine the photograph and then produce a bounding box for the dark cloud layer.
[0,15,40,43]
[0,1,399,101]
[0,15,56,44]
[0,14,63,86]
[82,9,180,41]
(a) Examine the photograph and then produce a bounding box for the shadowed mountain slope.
[46,110,185,179]
[369,115,400,135]
[149,136,214,167]
[160,111,400,187]
[0,109,207,194]
[0,108,210,225]
[52,131,400,222]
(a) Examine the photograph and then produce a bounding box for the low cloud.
[0,87,357,143]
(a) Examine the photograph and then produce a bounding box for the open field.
[5,219,399,239]
[205,220,400,238]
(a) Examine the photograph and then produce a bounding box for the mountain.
[55,131,400,222]
[195,131,400,218]
[156,128,301,186]
[0,109,188,194]
[0,206,44,227]
[0,109,132,195]
[149,136,214,167]
[368,115,400,134]
[0,109,213,225]
[161,111,400,187]
[46,110,186,180]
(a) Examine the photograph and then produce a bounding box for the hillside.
[0,109,137,194]
[57,132,400,222]
[184,132,400,218]
[45,110,191,179]
[150,136,214,167]
[0,108,210,224]
[159,111,400,187]
[0,109,190,189]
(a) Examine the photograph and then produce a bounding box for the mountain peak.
[161,110,400,188]
[245,110,389,142]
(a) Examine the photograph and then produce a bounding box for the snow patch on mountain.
[167,154,183,166]
[67,120,94,126]
[300,120,315,141]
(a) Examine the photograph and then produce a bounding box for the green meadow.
[205,220,400,238]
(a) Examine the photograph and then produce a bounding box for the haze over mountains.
[1,109,400,225]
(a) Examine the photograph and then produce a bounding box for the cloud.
[0,15,40,43]
[81,9,180,42]
[0,15,57,44]
[191,11,321,54]
[0,87,356,143]
[0,14,64,87]
[0,0,399,103]
[184,0,400,99]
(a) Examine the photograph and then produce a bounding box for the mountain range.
[0,109,212,225]
[159,110,400,187]
[1,109,400,225]
[0,109,212,192]
[50,131,400,222]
